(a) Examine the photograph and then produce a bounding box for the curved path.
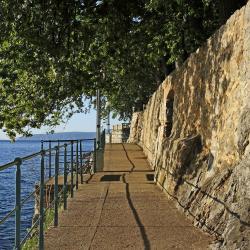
[45,143,213,249]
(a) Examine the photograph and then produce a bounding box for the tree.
[0,0,246,138]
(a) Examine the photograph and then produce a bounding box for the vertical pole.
[100,129,102,150]
[54,147,59,227]
[76,141,79,190]
[80,140,83,184]
[96,89,101,149]
[63,144,67,210]
[58,140,60,173]
[104,129,106,147]
[107,108,110,134]
[107,107,111,143]
[49,141,52,178]
[41,140,44,150]
[39,152,45,250]
[93,139,97,173]
[102,129,106,148]
[15,158,22,250]
[70,141,74,198]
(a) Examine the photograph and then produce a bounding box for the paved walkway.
[45,144,213,250]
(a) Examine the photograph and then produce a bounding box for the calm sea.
[0,132,95,250]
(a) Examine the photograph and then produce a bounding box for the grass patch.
[22,236,38,250]
[22,206,62,250]
[22,187,70,249]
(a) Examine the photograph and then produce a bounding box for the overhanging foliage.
[0,0,246,138]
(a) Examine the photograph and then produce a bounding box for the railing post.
[58,140,60,173]
[54,147,59,227]
[63,144,67,210]
[70,141,74,198]
[100,132,102,149]
[49,141,52,178]
[39,151,45,250]
[96,89,101,150]
[76,141,79,190]
[94,139,97,173]
[80,140,83,184]
[15,158,22,250]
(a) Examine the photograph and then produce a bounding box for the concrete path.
[45,143,213,250]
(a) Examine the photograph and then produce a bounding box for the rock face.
[128,3,250,249]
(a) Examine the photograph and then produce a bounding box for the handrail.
[41,138,95,143]
[0,142,71,171]
[0,138,97,250]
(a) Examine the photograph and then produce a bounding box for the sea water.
[0,132,95,249]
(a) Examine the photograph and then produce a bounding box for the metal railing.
[0,138,96,250]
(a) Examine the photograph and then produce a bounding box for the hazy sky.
[0,108,124,140]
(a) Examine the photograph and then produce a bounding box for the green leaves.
[0,0,224,138]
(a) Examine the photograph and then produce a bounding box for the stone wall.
[128,3,250,249]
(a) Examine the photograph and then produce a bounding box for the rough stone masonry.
[128,2,250,249]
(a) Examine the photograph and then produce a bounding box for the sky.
[0,108,124,140]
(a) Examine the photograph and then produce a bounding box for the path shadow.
[121,143,136,172]
[121,143,151,250]
[122,174,151,250]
